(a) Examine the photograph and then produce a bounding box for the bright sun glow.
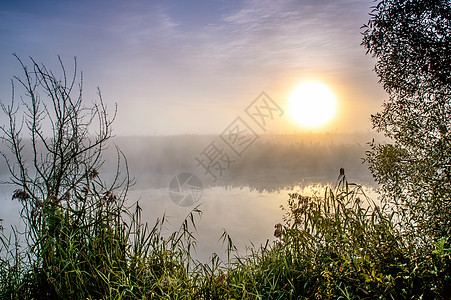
[288,81,336,128]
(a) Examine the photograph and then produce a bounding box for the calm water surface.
[0,184,378,263]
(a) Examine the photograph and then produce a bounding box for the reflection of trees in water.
[109,134,379,192]
[210,171,377,194]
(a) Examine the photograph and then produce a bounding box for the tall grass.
[220,174,451,299]
[1,172,450,299]
[0,167,203,299]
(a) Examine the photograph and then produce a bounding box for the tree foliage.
[362,0,451,238]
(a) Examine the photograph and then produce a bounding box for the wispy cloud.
[128,0,374,75]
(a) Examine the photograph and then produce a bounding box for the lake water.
[0,183,378,262]
[0,182,377,263]
[132,184,378,262]
[0,133,381,262]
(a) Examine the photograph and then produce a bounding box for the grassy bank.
[1,174,449,299]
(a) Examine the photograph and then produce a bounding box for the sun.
[288,81,336,128]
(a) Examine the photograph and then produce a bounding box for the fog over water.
[111,133,379,189]
[0,133,381,262]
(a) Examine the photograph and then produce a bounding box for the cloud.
[130,0,374,76]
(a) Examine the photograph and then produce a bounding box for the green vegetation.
[362,0,451,239]
[1,0,451,298]
[221,177,451,299]
[1,170,450,299]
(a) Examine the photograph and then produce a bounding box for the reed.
[1,171,450,299]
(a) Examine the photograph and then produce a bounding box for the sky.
[0,0,386,136]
